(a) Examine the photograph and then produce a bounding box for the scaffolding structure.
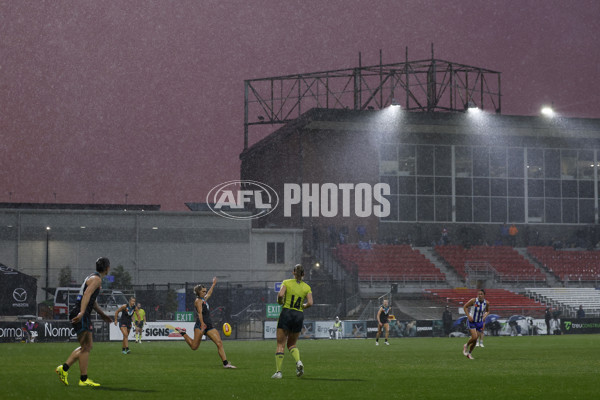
[244,49,501,149]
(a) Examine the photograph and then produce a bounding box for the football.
[222,322,232,337]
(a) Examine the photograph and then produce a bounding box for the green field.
[3,335,599,399]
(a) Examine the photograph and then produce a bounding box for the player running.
[114,297,139,354]
[175,277,236,369]
[272,264,313,379]
[55,257,113,387]
[375,299,391,346]
[462,289,490,360]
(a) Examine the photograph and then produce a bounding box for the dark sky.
[1,0,598,211]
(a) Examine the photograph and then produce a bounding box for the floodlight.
[541,106,554,117]
[466,101,481,113]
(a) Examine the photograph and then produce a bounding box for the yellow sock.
[289,346,300,363]
[275,353,284,372]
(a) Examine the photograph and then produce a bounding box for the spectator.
[488,320,501,336]
[23,318,38,343]
[329,316,342,339]
[527,318,538,335]
[509,224,518,246]
[552,310,562,335]
[441,227,449,246]
[442,305,453,337]
[356,225,366,240]
[544,307,551,335]
[500,224,509,245]
[576,305,585,319]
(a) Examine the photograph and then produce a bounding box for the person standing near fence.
[442,305,453,337]
[545,307,552,335]
[134,302,146,343]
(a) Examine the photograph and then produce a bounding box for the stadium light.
[466,101,481,114]
[466,101,480,112]
[391,98,401,107]
[541,106,555,117]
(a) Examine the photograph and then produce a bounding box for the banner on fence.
[109,321,196,341]
[0,320,76,343]
[561,318,600,334]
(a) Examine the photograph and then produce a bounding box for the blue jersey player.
[462,289,490,359]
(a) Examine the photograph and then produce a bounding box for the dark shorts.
[277,308,304,333]
[119,321,132,330]
[468,321,484,332]
[194,320,214,334]
[69,308,93,335]
[135,321,144,329]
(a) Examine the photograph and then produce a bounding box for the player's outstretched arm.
[205,277,217,300]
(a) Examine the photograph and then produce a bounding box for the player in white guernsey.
[462,289,489,360]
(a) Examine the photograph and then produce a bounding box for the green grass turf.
[3,335,599,399]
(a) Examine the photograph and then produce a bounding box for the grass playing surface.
[3,335,599,399]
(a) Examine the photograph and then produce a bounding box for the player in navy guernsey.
[375,299,391,346]
[462,289,490,360]
[175,277,236,369]
[114,297,140,354]
[55,257,113,387]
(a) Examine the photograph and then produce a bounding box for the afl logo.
[13,288,27,302]
[207,180,279,220]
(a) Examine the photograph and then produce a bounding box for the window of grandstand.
[398,145,415,176]
[379,143,600,224]
[267,242,285,264]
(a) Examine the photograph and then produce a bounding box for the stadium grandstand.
[2,54,600,329]
[240,54,600,321]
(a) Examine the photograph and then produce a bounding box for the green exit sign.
[266,304,281,318]
[175,312,194,322]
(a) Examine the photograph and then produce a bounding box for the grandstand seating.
[527,246,600,282]
[435,245,546,283]
[334,244,445,282]
[525,287,600,317]
[424,288,548,317]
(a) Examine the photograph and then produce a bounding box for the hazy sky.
[1,0,598,210]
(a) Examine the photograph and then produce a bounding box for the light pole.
[45,226,51,300]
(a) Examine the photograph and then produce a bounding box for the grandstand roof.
[0,202,160,211]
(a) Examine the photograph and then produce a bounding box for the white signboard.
[109,321,196,341]
[264,321,277,339]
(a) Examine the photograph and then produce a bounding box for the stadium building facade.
[240,55,600,255]
[0,207,302,305]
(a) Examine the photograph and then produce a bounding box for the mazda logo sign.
[13,288,27,302]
